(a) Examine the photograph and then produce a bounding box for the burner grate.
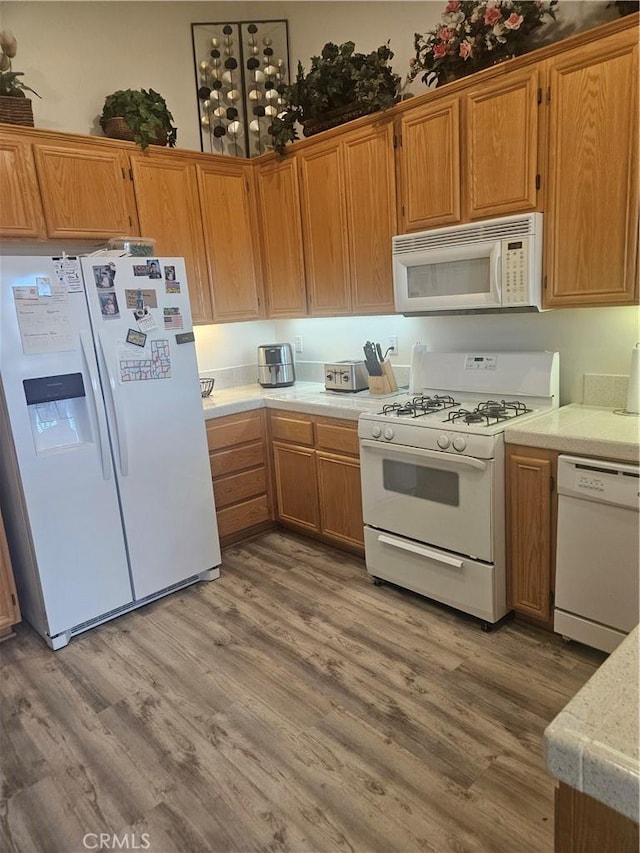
[445,398,533,427]
[381,394,458,418]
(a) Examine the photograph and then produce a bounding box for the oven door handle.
[377,533,464,568]
[360,439,488,471]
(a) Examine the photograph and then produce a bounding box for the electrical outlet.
[294,335,303,354]
[388,336,398,356]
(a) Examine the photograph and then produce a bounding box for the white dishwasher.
[554,454,640,653]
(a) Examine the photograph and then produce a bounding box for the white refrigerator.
[0,254,221,649]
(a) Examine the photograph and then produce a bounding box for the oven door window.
[383,458,459,506]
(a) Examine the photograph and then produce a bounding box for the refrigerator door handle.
[79,330,112,481]
[97,332,129,478]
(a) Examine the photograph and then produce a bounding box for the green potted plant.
[100,88,178,150]
[269,41,401,155]
[0,30,41,126]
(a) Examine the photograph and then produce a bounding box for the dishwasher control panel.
[558,455,640,509]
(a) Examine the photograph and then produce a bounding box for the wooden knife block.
[368,361,398,395]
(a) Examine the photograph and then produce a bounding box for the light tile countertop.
[504,403,640,463]
[202,381,405,422]
[544,626,639,822]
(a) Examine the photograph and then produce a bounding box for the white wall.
[1,1,617,151]
[274,307,640,405]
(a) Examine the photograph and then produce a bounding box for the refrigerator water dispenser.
[24,373,92,453]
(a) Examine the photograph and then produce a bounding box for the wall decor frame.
[191,19,290,158]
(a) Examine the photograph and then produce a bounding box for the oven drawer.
[364,527,507,623]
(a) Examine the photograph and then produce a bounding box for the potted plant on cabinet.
[269,41,401,155]
[0,30,41,126]
[100,88,178,150]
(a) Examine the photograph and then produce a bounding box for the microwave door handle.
[360,439,488,471]
[377,533,464,568]
[492,241,502,303]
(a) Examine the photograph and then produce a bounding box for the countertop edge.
[544,628,640,823]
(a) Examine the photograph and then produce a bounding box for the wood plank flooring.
[0,531,605,853]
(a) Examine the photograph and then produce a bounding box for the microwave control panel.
[502,238,529,304]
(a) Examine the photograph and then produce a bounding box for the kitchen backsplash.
[583,374,630,408]
[198,361,411,389]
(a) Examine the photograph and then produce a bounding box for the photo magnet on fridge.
[93,263,116,289]
[147,259,162,279]
[126,328,147,348]
[98,291,120,318]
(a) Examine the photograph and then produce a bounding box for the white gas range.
[358,351,559,628]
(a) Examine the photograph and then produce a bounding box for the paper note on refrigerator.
[13,284,75,355]
[119,339,171,382]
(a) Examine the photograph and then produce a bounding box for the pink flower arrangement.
[410,0,558,88]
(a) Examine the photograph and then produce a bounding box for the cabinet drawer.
[206,410,263,451]
[216,495,271,539]
[210,441,265,479]
[269,412,314,446]
[213,467,267,509]
[315,419,359,456]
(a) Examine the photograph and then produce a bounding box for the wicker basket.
[0,96,34,127]
[103,116,167,146]
[302,103,371,137]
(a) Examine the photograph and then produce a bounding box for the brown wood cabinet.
[506,444,557,625]
[554,783,639,853]
[0,135,45,237]
[206,409,273,546]
[129,152,212,324]
[255,156,307,318]
[543,27,638,308]
[0,507,20,640]
[269,410,364,553]
[297,119,396,316]
[397,66,540,231]
[464,68,540,220]
[33,141,138,239]
[197,159,263,322]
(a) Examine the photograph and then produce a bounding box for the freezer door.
[81,257,220,600]
[0,256,134,638]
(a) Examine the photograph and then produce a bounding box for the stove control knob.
[383,427,395,441]
[437,435,450,449]
[371,425,382,439]
[452,436,467,453]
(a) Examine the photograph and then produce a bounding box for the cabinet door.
[33,142,136,238]
[256,156,307,318]
[506,447,556,622]
[317,451,364,551]
[130,154,212,324]
[464,68,540,219]
[544,29,638,308]
[298,140,351,315]
[342,121,397,314]
[272,442,319,532]
[397,98,461,232]
[0,508,20,638]
[197,160,263,322]
[0,137,45,237]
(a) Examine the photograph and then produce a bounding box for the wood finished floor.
[0,530,604,853]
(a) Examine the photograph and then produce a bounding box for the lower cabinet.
[269,410,364,553]
[506,444,558,625]
[554,783,639,853]
[0,508,21,639]
[206,410,274,546]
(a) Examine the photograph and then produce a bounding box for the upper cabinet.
[129,152,212,324]
[255,156,307,318]
[196,159,263,322]
[396,99,461,231]
[34,141,138,239]
[464,68,540,220]
[396,65,540,232]
[542,27,638,308]
[0,136,45,237]
[297,119,396,316]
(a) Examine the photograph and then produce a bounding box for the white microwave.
[393,213,543,315]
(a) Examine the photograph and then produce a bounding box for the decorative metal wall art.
[191,20,290,158]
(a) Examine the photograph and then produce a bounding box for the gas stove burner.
[445,398,534,427]
[380,394,458,418]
